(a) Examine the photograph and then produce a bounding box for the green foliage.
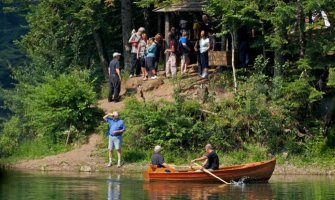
[328,68,335,87]
[121,97,207,151]
[0,117,21,157]
[22,70,102,142]
[0,70,103,157]
[12,137,71,160]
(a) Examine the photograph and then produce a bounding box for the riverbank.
[3,162,335,176]
[2,132,334,176]
[2,75,334,176]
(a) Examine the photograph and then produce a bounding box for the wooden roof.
[153,0,205,13]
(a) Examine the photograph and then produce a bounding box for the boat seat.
[150,164,158,171]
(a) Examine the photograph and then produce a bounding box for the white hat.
[179,20,187,24]
[111,111,119,118]
[138,27,145,32]
[113,52,122,57]
[154,145,161,153]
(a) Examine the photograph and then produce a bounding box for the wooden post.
[157,13,161,34]
[164,13,170,71]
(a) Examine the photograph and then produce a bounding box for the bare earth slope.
[12,134,105,171]
[10,70,335,175]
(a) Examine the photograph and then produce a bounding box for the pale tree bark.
[93,28,109,80]
[121,0,132,71]
[231,22,238,94]
[297,0,306,58]
[274,26,285,77]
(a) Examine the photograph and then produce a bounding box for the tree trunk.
[231,22,238,94]
[93,28,109,80]
[262,22,266,59]
[121,0,132,72]
[274,27,285,77]
[297,0,306,58]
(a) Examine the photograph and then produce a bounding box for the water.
[1,169,335,200]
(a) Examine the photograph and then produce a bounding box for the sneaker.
[143,77,147,81]
[129,74,134,78]
[150,76,157,80]
[201,73,208,79]
[107,162,112,167]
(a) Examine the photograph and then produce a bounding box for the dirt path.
[10,71,334,174]
[12,134,106,171]
[10,74,176,172]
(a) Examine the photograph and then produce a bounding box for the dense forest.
[0,0,334,165]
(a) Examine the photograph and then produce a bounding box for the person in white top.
[199,30,210,78]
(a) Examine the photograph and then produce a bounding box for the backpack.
[176,39,190,56]
[176,40,183,57]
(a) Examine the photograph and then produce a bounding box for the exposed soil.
[8,68,335,175]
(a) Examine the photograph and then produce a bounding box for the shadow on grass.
[123,149,147,163]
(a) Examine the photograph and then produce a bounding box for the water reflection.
[1,170,335,200]
[143,182,274,200]
[107,174,121,200]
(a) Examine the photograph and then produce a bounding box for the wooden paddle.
[192,162,231,184]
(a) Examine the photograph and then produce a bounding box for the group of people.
[107,15,216,102]
[103,111,219,171]
[129,27,162,80]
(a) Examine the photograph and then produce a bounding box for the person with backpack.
[178,31,190,75]
[128,27,145,78]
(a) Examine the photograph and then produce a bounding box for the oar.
[193,162,231,184]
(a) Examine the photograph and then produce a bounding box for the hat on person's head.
[179,19,187,25]
[111,111,119,118]
[113,52,122,57]
[154,145,161,153]
[138,27,145,33]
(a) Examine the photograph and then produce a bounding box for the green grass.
[0,137,72,164]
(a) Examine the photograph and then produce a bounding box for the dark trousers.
[108,74,121,102]
[239,41,249,67]
[130,53,140,75]
[197,52,202,75]
[199,52,209,73]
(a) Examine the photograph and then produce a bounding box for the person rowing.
[191,144,219,171]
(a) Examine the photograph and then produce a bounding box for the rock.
[142,78,164,92]
[41,165,48,171]
[80,165,92,172]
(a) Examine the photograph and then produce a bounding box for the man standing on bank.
[191,144,219,171]
[104,111,126,167]
[108,52,122,103]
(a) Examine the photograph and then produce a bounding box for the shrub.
[121,97,207,151]
[22,70,103,144]
[0,117,22,157]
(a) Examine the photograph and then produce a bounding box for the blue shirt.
[178,37,189,54]
[109,59,120,75]
[146,43,157,58]
[105,117,126,136]
[179,37,187,45]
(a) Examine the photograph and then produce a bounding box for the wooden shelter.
[154,0,231,67]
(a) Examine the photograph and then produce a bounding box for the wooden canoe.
[143,157,276,183]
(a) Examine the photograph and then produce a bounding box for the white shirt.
[199,37,210,53]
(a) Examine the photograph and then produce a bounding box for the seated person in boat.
[151,145,171,168]
[191,144,219,171]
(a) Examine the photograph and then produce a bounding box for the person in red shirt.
[165,31,177,78]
